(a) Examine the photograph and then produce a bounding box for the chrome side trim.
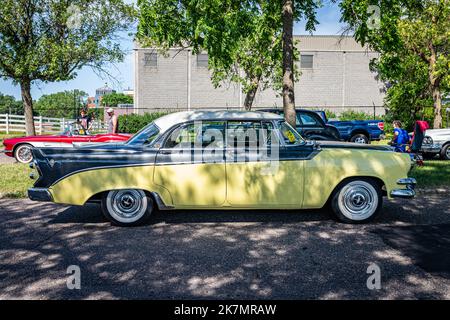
[390,189,416,198]
[397,178,417,185]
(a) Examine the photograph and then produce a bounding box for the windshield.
[279,121,305,145]
[127,122,160,145]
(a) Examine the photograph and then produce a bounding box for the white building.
[134,35,386,115]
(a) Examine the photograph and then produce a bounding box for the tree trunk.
[428,42,442,129]
[20,79,36,136]
[243,77,260,111]
[432,86,442,129]
[282,0,296,128]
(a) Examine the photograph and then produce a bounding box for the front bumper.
[421,143,442,154]
[28,188,53,202]
[390,178,416,198]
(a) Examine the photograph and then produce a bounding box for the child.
[391,120,409,152]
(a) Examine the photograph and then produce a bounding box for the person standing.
[391,120,409,152]
[77,109,93,134]
[106,107,119,134]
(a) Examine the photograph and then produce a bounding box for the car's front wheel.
[14,143,33,163]
[101,189,153,226]
[331,179,382,223]
[440,144,450,160]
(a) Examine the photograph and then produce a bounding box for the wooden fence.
[0,114,107,134]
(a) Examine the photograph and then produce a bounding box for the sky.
[0,1,346,101]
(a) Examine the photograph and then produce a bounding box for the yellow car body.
[28,111,415,225]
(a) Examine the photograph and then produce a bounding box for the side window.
[299,113,320,126]
[279,111,301,127]
[227,121,273,148]
[164,122,225,148]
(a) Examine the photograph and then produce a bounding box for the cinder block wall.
[135,36,386,115]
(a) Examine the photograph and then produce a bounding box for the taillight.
[377,122,384,131]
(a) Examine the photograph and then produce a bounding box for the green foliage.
[101,92,133,107]
[0,93,22,115]
[0,0,136,133]
[338,110,376,121]
[136,0,319,108]
[34,90,88,118]
[118,112,168,133]
[340,0,450,128]
[0,0,136,83]
[324,110,337,120]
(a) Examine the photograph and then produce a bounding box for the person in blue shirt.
[391,120,410,152]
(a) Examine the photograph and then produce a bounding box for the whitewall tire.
[331,179,382,223]
[14,144,34,164]
[101,189,153,226]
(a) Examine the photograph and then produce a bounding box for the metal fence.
[0,114,107,134]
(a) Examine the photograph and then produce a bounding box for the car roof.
[153,110,283,132]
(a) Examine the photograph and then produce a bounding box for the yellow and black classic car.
[28,111,416,226]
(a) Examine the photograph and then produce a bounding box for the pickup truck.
[313,111,385,144]
[260,109,341,141]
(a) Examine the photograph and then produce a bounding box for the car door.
[297,112,330,139]
[153,121,227,207]
[225,120,304,207]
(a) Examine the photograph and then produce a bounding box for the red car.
[3,125,131,163]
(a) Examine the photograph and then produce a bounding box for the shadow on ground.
[0,192,449,300]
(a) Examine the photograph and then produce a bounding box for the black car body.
[260,109,341,141]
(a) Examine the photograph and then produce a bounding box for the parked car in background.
[28,110,416,227]
[260,109,341,141]
[421,128,450,160]
[326,118,385,144]
[2,123,131,163]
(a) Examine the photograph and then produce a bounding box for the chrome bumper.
[28,188,53,202]
[421,143,442,153]
[390,178,416,198]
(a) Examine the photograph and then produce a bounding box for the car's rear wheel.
[101,189,153,226]
[440,144,450,160]
[350,134,370,144]
[14,144,33,163]
[331,179,382,223]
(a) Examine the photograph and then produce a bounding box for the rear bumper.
[390,178,416,198]
[28,188,53,202]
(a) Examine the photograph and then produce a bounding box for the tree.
[0,0,135,135]
[101,92,133,108]
[137,0,319,117]
[282,0,296,127]
[340,0,450,128]
[0,93,22,115]
[34,90,88,118]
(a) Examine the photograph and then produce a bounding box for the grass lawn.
[410,160,450,189]
[0,163,33,198]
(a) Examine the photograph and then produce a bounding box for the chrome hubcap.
[17,146,32,162]
[354,137,367,144]
[339,181,378,221]
[106,190,147,223]
[446,148,450,159]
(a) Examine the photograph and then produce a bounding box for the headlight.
[423,136,433,145]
